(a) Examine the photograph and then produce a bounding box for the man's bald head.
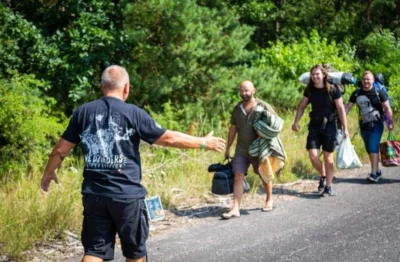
[239,80,255,91]
[101,65,129,92]
[239,80,256,102]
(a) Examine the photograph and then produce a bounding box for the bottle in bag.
[387,146,395,158]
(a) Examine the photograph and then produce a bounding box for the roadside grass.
[0,112,369,259]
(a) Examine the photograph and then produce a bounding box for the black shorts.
[81,194,149,261]
[306,122,337,153]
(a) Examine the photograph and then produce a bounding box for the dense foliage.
[0,0,400,177]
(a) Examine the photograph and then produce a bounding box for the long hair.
[306,64,332,93]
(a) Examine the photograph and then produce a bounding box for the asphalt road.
[68,166,400,262]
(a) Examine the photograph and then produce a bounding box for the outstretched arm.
[154,130,226,152]
[41,138,76,192]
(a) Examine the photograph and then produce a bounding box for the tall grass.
[0,160,83,260]
[0,112,372,259]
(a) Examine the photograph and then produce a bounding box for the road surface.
[67,166,400,262]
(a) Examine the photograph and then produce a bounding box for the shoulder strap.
[373,83,383,103]
[329,85,338,105]
[355,87,361,97]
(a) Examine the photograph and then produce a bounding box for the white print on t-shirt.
[356,95,381,124]
[80,113,134,171]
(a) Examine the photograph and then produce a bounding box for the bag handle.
[224,156,232,163]
[387,131,396,141]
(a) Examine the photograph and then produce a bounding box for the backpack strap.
[356,84,383,104]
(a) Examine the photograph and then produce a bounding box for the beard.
[241,94,253,101]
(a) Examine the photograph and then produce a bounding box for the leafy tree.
[1,1,129,112]
[123,0,256,111]
[0,4,59,80]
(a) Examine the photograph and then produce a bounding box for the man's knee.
[234,173,245,183]
[323,152,334,163]
[309,151,320,162]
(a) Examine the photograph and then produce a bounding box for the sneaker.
[376,170,382,180]
[320,186,335,197]
[367,173,379,183]
[318,177,326,193]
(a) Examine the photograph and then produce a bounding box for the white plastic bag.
[336,137,363,169]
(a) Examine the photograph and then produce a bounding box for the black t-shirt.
[62,96,166,198]
[349,88,388,116]
[303,86,341,119]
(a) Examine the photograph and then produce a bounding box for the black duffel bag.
[209,160,250,195]
[212,168,235,195]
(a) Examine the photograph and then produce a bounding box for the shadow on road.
[169,205,229,218]
[272,187,321,200]
[334,177,400,185]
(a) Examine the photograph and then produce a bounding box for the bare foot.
[262,200,274,212]
[221,210,240,219]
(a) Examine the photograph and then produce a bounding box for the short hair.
[363,70,374,79]
[101,65,129,91]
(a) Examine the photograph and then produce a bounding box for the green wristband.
[200,138,206,149]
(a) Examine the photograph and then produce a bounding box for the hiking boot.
[367,173,379,183]
[318,177,326,193]
[320,186,335,197]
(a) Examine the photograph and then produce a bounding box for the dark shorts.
[81,194,149,261]
[306,122,337,153]
[232,154,259,175]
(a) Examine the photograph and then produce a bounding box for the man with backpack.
[345,71,393,182]
[292,64,349,196]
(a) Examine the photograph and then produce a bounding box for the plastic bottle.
[387,146,395,158]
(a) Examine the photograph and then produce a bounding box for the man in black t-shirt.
[345,71,393,183]
[292,64,349,197]
[41,65,226,262]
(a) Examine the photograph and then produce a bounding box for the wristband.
[200,138,206,149]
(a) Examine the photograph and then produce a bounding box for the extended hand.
[204,131,226,152]
[41,171,59,192]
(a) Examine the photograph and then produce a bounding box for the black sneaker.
[318,177,326,193]
[376,170,382,180]
[320,186,335,197]
[367,173,379,183]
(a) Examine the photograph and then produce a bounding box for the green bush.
[257,30,357,80]
[255,30,359,109]
[0,74,65,179]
